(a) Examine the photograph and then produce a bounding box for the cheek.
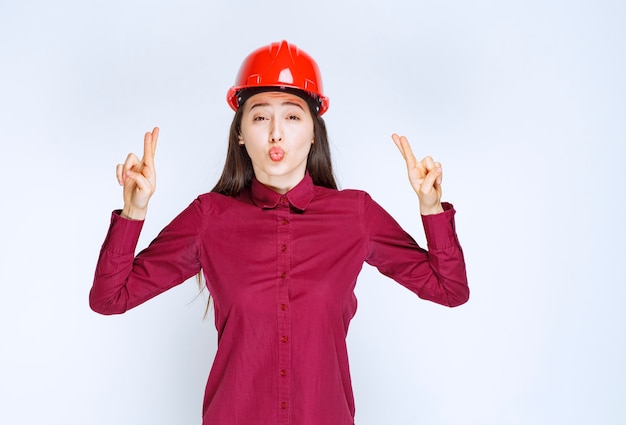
[298,140,314,160]
[243,143,263,160]
[294,129,314,152]
[297,124,315,147]
[240,127,264,148]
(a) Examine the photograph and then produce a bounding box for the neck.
[255,172,305,194]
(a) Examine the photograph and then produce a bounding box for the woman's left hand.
[392,133,444,215]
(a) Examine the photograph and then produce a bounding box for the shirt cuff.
[420,202,459,250]
[101,210,145,255]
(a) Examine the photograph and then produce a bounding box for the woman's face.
[239,91,315,194]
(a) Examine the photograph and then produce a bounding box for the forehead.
[244,91,309,109]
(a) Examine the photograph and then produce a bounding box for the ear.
[238,134,244,145]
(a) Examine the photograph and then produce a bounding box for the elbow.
[89,300,125,316]
[89,289,128,316]
[89,302,119,316]
[447,287,470,308]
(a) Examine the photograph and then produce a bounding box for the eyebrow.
[248,101,306,112]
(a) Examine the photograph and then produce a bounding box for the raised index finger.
[142,127,159,167]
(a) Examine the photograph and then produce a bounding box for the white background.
[1,0,624,424]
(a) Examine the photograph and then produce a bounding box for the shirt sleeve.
[89,200,204,315]
[363,195,469,307]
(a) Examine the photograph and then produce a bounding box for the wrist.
[420,203,444,216]
[121,205,147,220]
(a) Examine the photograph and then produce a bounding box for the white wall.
[1,0,624,424]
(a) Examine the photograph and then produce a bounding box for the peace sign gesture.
[116,127,159,220]
[392,133,444,215]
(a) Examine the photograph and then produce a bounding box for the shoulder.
[314,185,367,200]
[196,191,230,205]
[311,186,378,213]
[315,185,379,202]
[183,192,229,217]
[193,190,255,214]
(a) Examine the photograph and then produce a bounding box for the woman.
[90,40,469,425]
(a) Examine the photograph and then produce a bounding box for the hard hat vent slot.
[247,75,262,85]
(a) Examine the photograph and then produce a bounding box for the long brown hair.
[199,93,337,316]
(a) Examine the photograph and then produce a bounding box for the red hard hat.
[227,40,329,115]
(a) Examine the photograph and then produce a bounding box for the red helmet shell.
[227,40,329,115]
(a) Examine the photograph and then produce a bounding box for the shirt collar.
[250,173,315,211]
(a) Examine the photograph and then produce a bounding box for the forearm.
[419,203,469,306]
[89,211,144,314]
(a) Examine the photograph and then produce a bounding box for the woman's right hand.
[116,127,159,220]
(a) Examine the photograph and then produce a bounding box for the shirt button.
[281,218,289,225]
[280,196,287,204]
[280,272,287,279]
[280,304,287,311]
[280,369,287,377]
[281,401,288,409]
[281,336,288,343]
[281,244,287,252]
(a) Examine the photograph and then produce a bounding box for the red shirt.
[90,174,469,425]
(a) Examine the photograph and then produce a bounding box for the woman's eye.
[287,115,300,120]
[253,116,267,121]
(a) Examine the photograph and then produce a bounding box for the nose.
[269,119,283,143]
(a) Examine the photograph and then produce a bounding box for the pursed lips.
[269,146,285,161]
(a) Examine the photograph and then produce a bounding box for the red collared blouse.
[90,174,469,425]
